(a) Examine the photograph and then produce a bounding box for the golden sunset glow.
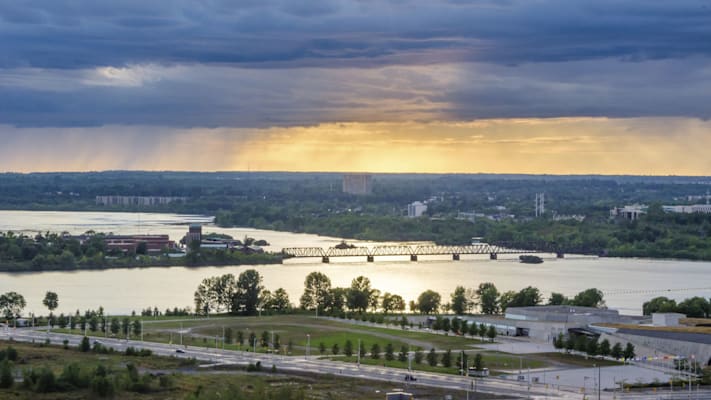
[4,117,711,175]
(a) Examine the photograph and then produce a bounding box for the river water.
[0,211,709,316]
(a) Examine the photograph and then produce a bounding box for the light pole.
[597,364,601,400]
[306,334,310,358]
[357,339,361,367]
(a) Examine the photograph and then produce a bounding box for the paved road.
[2,328,708,399]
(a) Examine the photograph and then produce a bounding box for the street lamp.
[306,334,310,358]
[357,339,361,368]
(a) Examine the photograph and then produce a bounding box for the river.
[0,211,709,316]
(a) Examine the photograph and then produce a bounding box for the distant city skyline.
[1,1,711,174]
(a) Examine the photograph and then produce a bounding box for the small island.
[519,255,544,264]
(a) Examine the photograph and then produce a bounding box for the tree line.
[643,296,710,318]
[193,270,290,316]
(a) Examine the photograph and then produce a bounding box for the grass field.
[324,350,548,376]
[137,315,482,355]
[0,340,508,400]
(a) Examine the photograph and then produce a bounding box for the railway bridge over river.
[282,243,563,263]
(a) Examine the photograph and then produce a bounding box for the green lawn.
[0,340,509,400]
[324,350,548,376]
[138,315,483,354]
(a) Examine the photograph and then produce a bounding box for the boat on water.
[519,255,544,264]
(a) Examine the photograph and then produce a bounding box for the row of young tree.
[553,333,636,360]
[643,296,711,318]
[193,270,290,316]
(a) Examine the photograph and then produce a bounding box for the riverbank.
[0,252,283,273]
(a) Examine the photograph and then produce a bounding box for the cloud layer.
[1,0,710,128]
[1,1,711,173]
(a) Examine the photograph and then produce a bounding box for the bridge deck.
[282,244,548,258]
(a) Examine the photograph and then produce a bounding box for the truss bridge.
[282,243,559,263]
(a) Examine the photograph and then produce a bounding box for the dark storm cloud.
[1,0,711,127]
[2,0,710,69]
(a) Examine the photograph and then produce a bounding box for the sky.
[2,0,711,174]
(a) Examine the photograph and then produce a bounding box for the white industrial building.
[407,201,428,218]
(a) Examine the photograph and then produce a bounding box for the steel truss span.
[282,243,547,258]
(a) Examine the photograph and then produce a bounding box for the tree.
[43,291,59,316]
[450,286,470,315]
[473,353,484,371]
[319,342,326,355]
[414,349,424,364]
[478,323,487,340]
[586,338,598,356]
[347,276,375,313]
[476,283,499,314]
[468,322,478,336]
[271,288,291,312]
[441,317,451,332]
[427,348,437,367]
[237,330,244,346]
[0,292,26,320]
[610,342,623,359]
[451,317,461,333]
[598,339,611,356]
[0,360,13,389]
[385,343,395,361]
[486,325,497,342]
[110,318,120,335]
[331,343,339,355]
[676,296,710,318]
[132,320,141,337]
[80,336,90,352]
[642,296,677,315]
[623,342,635,361]
[548,292,569,305]
[194,278,217,316]
[398,345,408,362]
[553,333,565,350]
[233,269,264,315]
[571,288,605,308]
[498,290,517,313]
[326,287,347,314]
[416,290,441,314]
[381,293,406,314]
[225,327,234,344]
[511,286,542,308]
[344,340,353,357]
[300,272,332,314]
[441,349,452,368]
[370,343,381,359]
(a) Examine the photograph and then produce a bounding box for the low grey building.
[465,305,626,342]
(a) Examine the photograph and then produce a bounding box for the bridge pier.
[452,253,460,261]
[367,255,374,262]
[322,256,330,263]
[410,254,418,262]
[556,252,565,258]
[489,253,497,260]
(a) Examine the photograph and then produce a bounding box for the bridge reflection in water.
[282,244,561,263]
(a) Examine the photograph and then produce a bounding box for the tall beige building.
[342,174,373,195]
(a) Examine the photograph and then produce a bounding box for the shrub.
[35,367,56,393]
[0,360,13,389]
